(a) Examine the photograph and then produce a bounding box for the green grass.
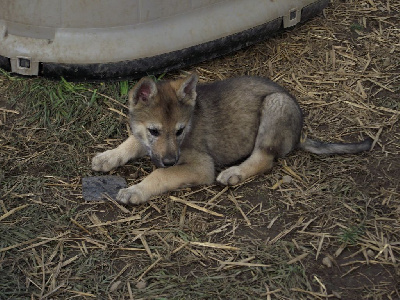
[350,22,364,32]
[339,224,365,245]
[119,80,129,96]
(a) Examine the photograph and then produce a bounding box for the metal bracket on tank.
[283,8,301,28]
[10,56,39,76]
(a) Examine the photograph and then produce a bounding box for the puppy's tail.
[298,137,373,155]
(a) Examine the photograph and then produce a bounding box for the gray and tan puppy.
[92,73,372,204]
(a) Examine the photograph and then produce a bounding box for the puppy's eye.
[176,127,185,136]
[148,128,160,137]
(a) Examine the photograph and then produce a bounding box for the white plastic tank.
[0,0,328,79]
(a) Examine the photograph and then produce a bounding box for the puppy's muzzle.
[161,155,178,167]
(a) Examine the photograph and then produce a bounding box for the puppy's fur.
[92,74,372,204]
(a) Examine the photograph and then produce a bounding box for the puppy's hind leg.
[217,149,275,186]
[92,135,147,172]
[217,92,302,186]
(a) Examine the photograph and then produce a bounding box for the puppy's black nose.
[162,156,177,167]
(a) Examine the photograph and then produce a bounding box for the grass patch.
[339,224,365,245]
[350,22,364,32]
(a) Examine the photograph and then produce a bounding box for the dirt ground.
[1,0,399,299]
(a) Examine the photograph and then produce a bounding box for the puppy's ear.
[128,77,157,107]
[175,73,198,106]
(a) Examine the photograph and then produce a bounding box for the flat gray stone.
[82,175,127,201]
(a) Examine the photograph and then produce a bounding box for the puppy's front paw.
[117,186,147,205]
[92,150,123,172]
[217,166,243,186]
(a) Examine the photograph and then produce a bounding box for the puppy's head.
[128,73,198,167]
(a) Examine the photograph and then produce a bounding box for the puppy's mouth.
[151,157,165,168]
